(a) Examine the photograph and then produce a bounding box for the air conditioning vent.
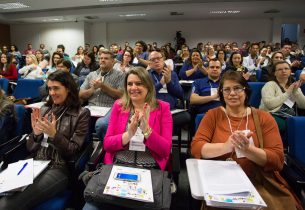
[170,12,184,16]
[84,16,100,20]
[125,19,146,22]
[264,9,280,14]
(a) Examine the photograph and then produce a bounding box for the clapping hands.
[31,108,57,138]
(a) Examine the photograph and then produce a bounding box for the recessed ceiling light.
[210,10,240,14]
[119,13,146,17]
[0,2,29,10]
[43,17,63,22]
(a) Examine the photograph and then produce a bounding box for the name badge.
[159,84,168,93]
[210,88,219,100]
[133,57,139,64]
[284,96,295,108]
[235,129,254,158]
[41,133,49,148]
[129,127,145,152]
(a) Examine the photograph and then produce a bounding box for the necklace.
[224,107,248,161]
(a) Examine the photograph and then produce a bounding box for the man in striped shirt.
[79,49,125,140]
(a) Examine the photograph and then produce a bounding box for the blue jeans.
[95,108,112,141]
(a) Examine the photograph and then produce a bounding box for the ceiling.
[0,0,304,24]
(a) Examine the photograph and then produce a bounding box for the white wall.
[10,22,85,57]
[10,17,305,54]
[105,18,273,48]
[85,22,107,47]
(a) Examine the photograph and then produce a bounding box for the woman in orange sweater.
[191,70,301,210]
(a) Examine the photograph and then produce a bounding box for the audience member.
[74,52,99,84]
[39,43,50,59]
[261,51,284,82]
[72,46,85,65]
[18,54,44,79]
[191,70,298,210]
[35,50,49,69]
[190,59,222,115]
[83,66,172,210]
[260,61,305,140]
[9,44,22,68]
[224,52,250,80]
[132,40,149,68]
[0,71,90,210]
[23,43,36,55]
[242,43,260,81]
[113,50,134,73]
[0,53,17,80]
[216,49,227,71]
[79,50,124,141]
[179,49,207,80]
[47,52,63,76]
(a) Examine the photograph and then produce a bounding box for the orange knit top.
[191,107,284,177]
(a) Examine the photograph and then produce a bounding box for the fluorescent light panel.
[0,2,29,9]
[119,13,146,17]
[210,10,240,14]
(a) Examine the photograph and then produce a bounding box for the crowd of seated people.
[0,39,305,209]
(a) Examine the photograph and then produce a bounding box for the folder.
[186,159,267,209]
[0,158,50,194]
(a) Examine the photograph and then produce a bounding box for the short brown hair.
[218,71,251,107]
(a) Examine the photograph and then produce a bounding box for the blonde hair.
[121,66,158,111]
[27,54,38,65]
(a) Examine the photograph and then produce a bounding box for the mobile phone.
[114,172,140,182]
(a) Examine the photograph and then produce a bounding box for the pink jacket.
[103,99,173,170]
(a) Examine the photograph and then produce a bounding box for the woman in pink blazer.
[103,66,173,171]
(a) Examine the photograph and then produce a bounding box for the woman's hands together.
[31,108,57,138]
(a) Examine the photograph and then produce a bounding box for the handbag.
[251,107,304,210]
[84,164,171,210]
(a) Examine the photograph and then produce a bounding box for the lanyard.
[224,108,248,134]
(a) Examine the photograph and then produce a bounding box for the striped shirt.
[80,69,125,107]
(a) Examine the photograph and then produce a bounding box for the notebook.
[103,165,154,203]
[196,159,266,209]
[0,159,50,194]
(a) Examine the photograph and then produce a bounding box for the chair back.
[12,79,44,100]
[195,113,205,132]
[248,82,265,108]
[256,69,262,82]
[14,104,26,136]
[0,78,9,94]
[287,117,305,166]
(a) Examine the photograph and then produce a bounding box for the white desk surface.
[186,158,205,200]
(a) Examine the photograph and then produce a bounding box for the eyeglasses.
[275,68,290,72]
[149,57,163,62]
[222,86,245,95]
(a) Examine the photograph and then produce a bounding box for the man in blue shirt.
[190,58,222,114]
[148,51,183,109]
[148,51,190,149]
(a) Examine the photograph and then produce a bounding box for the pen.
[17,162,28,176]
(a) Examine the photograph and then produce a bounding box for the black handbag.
[84,164,172,210]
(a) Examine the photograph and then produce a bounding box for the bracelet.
[143,127,152,139]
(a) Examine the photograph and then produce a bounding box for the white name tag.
[133,57,139,64]
[235,130,254,158]
[41,133,49,148]
[159,84,168,93]
[129,127,145,152]
[284,97,295,108]
[210,88,219,100]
